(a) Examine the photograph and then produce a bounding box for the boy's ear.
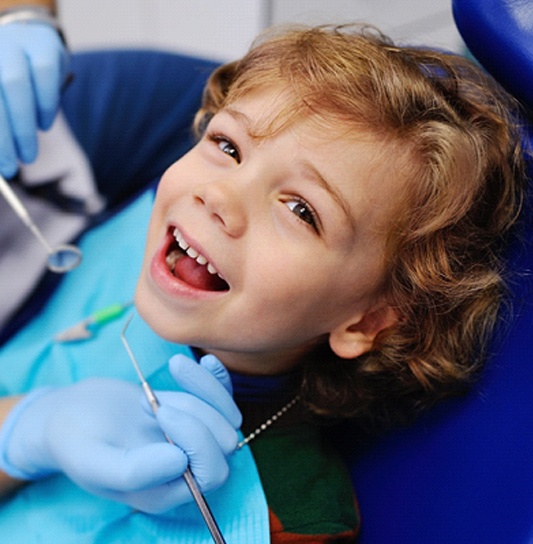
[328,304,398,359]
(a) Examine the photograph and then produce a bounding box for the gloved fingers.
[66,441,189,494]
[96,478,198,515]
[0,95,18,177]
[156,407,230,493]
[25,26,68,130]
[168,354,242,428]
[155,399,238,455]
[200,354,233,394]
[0,44,37,165]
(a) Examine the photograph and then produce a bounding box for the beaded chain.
[236,395,301,449]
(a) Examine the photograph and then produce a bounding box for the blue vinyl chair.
[2,1,531,542]
[351,1,533,542]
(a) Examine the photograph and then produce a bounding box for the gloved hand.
[0,23,68,178]
[0,354,241,514]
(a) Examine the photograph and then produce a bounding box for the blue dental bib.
[0,190,269,543]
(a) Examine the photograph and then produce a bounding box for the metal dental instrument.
[120,314,227,544]
[0,174,82,273]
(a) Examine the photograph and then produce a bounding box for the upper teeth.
[173,228,219,276]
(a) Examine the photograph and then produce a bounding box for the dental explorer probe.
[120,315,227,544]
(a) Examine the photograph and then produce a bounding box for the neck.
[199,340,320,376]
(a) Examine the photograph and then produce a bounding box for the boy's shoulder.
[249,424,360,542]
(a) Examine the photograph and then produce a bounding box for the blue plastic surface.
[352,2,533,541]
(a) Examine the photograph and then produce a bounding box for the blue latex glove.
[0,354,241,514]
[0,23,68,178]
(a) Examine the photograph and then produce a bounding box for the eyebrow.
[223,107,254,135]
[301,160,358,234]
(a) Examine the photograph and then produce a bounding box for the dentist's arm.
[0,0,67,178]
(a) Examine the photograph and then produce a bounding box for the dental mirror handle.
[0,174,54,253]
[0,175,29,220]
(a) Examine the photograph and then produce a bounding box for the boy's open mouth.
[165,227,229,292]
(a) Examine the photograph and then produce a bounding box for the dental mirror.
[46,244,83,273]
[0,174,83,273]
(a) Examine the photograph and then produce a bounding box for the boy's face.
[136,88,401,374]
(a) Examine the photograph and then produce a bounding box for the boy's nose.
[194,178,247,237]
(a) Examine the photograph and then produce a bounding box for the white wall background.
[57,0,463,62]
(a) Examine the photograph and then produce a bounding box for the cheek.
[154,152,198,200]
[146,164,189,236]
[283,258,382,324]
[142,210,164,263]
[244,260,346,331]
[153,171,179,207]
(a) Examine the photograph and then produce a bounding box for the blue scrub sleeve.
[61,49,219,208]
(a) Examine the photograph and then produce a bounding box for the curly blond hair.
[194,24,527,430]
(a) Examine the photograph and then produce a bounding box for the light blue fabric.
[0,190,270,543]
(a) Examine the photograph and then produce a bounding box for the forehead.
[223,84,373,144]
[222,86,396,159]
[223,85,306,139]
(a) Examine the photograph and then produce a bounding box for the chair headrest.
[453,0,533,111]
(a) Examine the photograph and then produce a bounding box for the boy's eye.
[215,137,241,163]
[286,198,319,231]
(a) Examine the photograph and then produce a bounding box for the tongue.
[174,255,228,291]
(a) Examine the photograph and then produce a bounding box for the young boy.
[0,23,525,543]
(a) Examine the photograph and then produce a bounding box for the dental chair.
[3,1,532,542]
[351,1,533,542]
